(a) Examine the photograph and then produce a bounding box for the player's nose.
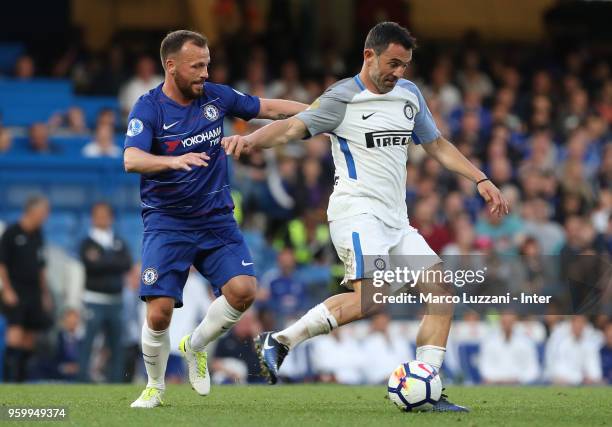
[393,67,405,79]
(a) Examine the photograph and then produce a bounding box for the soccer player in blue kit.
[124,30,307,408]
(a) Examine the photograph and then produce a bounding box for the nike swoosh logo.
[241,260,254,266]
[263,334,274,350]
[163,121,179,130]
[418,363,434,376]
[362,112,375,120]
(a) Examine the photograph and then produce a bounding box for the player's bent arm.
[421,137,486,183]
[222,117,308,158]
[124,147,209,174]
[248,117,309,148]
[257,99,308,120]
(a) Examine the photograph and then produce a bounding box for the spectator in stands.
[78,202,132,383]
[118,55,163,118]
[361,313,412,384]
[212,309,264,384]
[310,328,365,384]
[13,54,35,79]
[258,248,308,319]
[521,198,565,254]
[27,123,61,155]
[49,106,90,136]
[82,123,120,158]
[65,107,89,135]
[0,126,12,153]
[457,50,494,99]
[0,195,52,382]
[96,108,118,131]
[601,321,612,384]
[268,59,309,103]
[234,57,269,98]
[479,312,540,384]
[424,58,461,117]
[475,203,524,254]
[55,308,82,381]
[411,196,452,253]
[545,315,603,385]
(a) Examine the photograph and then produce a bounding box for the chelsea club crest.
[203,104,220,121]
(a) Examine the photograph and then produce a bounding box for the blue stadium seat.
[0,79,73,126]
[44,211,80,252]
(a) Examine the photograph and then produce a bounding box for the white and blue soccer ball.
[387,360,442,412]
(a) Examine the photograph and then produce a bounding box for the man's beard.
[369,68,395,94]
[175,75,203,100]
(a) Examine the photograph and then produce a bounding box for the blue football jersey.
[124,83,260,231]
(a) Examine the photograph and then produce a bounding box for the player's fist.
[221,135,251,159]
[477,180,510,217]
[169,152,210,171]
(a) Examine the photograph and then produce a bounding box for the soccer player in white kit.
[222,22,509,411]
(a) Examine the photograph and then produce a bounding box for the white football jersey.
[296,76,440,229]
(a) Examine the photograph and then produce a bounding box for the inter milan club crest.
[202,104,220,121]
[142,268,158,285]
[403,102,415,120]
[374,257,386,270]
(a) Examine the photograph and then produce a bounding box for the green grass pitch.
[1,384,611,426]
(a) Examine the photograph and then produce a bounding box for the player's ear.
[166,58,176,75]
[364,48,376,65]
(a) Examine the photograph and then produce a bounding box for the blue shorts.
[139,223,255,307]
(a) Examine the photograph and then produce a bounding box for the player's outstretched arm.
[221,117,308,159]
[422,136,510,216]
[124,147,210,174]
[257,99,308,120]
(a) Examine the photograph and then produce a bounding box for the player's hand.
[477,180,510,217]
[169,152,210,171]
[221,135,251,160]
[1,287,19,307]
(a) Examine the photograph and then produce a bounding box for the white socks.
[190,295,243,351]
[141,324,170,390]
[416,345,446,371]
[274,303,338,349]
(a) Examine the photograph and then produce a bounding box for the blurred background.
[0,0,610,386]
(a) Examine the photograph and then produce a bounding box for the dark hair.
[160,30,208,68]
[364,22,417,55]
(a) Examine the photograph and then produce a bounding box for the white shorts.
[329,213,441,288]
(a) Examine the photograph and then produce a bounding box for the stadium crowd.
[0,15,611,386]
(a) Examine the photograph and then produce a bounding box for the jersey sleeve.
[295,91,346,137]
[124,98,157,152]
[222,85,260,121]
[411,86,441,145]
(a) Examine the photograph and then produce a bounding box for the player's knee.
[224,276,257,311]
[147,309,172,331]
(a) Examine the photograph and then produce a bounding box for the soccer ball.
[387,360,442,412]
